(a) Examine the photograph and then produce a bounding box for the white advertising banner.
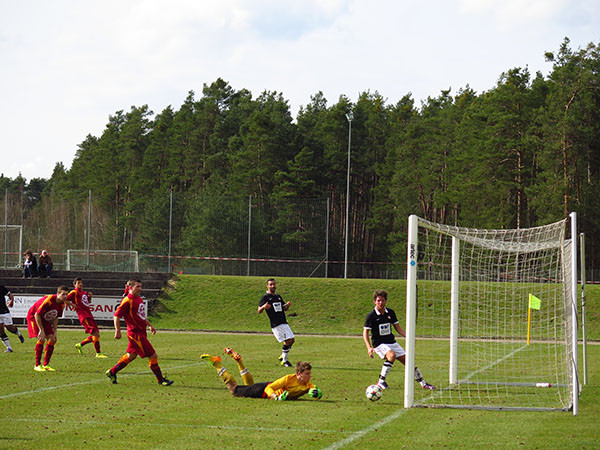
[7,295,145,321]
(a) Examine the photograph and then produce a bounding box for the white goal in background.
[1,224,23,269]
[405,213,579,415]
[66,249,139,272]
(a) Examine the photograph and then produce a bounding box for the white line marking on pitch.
[324,407,410,450]
[462,343,528,382]
[0,362,202,400]
[326,345,530,449]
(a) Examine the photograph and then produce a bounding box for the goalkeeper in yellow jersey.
[201,348,322,401]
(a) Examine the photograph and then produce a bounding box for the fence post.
[247,195,252,276]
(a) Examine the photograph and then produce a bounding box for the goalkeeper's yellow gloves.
[275,391,288,401]
[308,387,322,399]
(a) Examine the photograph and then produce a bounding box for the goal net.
[404,214,579,414]
[66,250,139,272]
[0,224,23,269]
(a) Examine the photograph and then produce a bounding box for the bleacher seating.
[0,269,173,325]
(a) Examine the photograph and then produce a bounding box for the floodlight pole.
[4,188,7,269]
[168,189,173,273]
[86,190,91,270]
[344,112,353,279]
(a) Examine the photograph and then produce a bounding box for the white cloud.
[0,0,598,180]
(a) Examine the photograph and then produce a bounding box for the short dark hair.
[296,361,312,373]
[73,277,83,284]
[373,289,388,300]
[267,278,276,283]
[57,285,70,293]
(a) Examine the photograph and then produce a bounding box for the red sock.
[35,341,44,366]
[81,336,93,347]
[92,336,101,353]
[112,354,131,375]
[44,342,55,366]
[149,357,163,382]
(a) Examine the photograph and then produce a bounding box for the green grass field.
[1,275,598,449]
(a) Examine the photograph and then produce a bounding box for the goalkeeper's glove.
[308,387,322,399]
[275,391,289,401]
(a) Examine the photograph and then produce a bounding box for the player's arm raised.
[257,302,271,313]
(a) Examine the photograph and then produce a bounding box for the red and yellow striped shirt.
[114,294,147,335]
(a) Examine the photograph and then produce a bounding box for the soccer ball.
[365,384,382,402]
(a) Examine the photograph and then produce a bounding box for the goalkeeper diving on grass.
[201,348,322,400]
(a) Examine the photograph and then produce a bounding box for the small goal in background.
[66,249,139,272]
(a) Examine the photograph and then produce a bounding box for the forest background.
[2,38,600,278]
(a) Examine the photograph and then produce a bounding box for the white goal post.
[405,213,579,415]
[1,224,23,269]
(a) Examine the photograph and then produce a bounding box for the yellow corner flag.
[527,294,541,345]
[529,294,541,310]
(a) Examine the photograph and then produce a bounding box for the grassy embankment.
[151,275,600,340]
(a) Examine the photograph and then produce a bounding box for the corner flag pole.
[527,294,541,345]
[527,296,532,345]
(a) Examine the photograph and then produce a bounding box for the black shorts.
[233,381,271,398]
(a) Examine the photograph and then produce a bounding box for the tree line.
[2,38,600,276]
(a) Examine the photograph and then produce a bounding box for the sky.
[1,0,598,181]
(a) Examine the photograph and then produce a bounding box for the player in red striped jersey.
[68,278,106,358]
[26,286,70,371]
[105,279,173,386]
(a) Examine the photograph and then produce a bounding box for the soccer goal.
[404,213,579,414]
[1,224,23,269]
[66,249,139,272]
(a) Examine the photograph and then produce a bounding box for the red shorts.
[27,318,54,339]
[126,333,156,358]
[79,316,99,334]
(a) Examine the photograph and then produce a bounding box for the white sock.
[1,337,11,350]
[380,360,393,379]
[414,366,424,383]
